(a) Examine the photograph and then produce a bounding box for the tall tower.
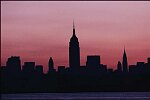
[122,48,128,72]
[69,21,80,69]
[48,57,54,72]
[117,61,122,72]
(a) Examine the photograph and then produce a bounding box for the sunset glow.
[1,1,150,73]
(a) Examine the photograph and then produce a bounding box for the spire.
[122,46,128,72]
[124,46,126,56]
[73,19,75,29]
[50,57,53,61]
[73,20,76,36]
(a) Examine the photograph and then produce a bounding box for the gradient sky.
[1,1,150,73]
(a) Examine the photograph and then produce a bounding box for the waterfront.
[1,92,150,100]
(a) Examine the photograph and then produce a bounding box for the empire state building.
[69,22,80,69]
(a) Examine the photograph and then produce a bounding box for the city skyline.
[1,1,150,73]
[1,22,148,74]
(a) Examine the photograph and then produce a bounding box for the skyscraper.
[86,55,100,69]
[6,56,21,74]
[148,58,150,64]
[48,57,54,72]
[69,21,80,69]
[122,48,128,72]
[117,61,122,72]
[22,62,35,74]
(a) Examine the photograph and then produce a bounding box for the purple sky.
[1,1,150,73]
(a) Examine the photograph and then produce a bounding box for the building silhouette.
[58,66,65,73]
[69,21,80,69]
[22,62,35,74]
[6,56,21,75]
[35,65,43,75]
[48,57,55,73]
[144,58,150,74]
[86,55,100,70]
[129,65,136,73]
[1,22,150,93]
[148,58,150,64]
[117,61,122,72]
[137,62,145,73]
[122,48,128,72]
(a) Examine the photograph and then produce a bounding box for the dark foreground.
[1,92,150,100]
[1,56,150,93]
[1,70,150,93]
[1,61,150,93]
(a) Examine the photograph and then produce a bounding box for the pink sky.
[1,1,150,73]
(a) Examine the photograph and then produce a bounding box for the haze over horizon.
[1,1,150,73]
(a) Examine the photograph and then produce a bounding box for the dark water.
[1,92,150,100]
